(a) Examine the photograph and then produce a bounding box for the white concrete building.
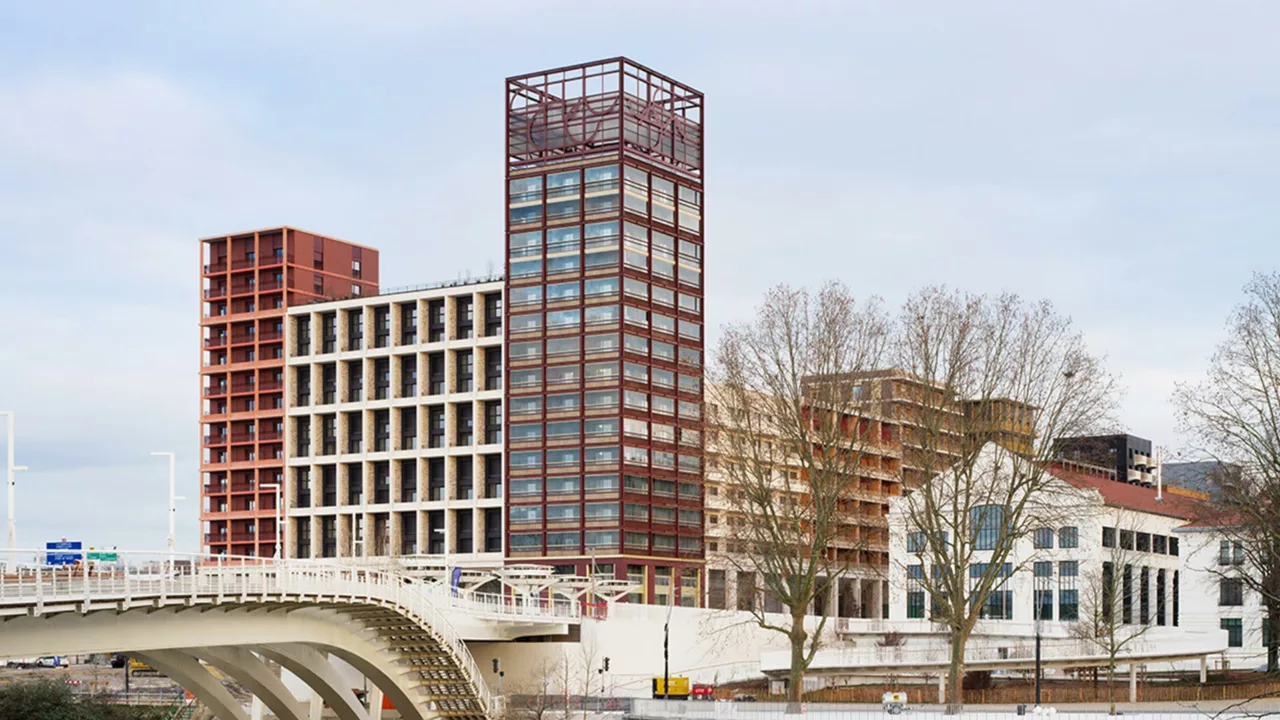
[888,444,1196,635]
[1176,523,1271,670]
[284,278,506,566]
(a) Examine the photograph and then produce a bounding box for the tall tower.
[503,59,706,606]
[201,227,379,558]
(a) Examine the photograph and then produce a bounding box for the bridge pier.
[368,686,384,720]
[131,650,249,720]
[256,644,368,720]
[193,646,308,720]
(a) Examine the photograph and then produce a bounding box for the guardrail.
[760,633,1228,674]
[0,549,585,715]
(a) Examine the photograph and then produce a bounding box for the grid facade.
[284,281,505,563]
[201,227,378,557]
[504,58,706,605]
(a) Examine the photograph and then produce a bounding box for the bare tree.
[1174,272,1280,674]
[503,656,567,720]
[710,281,889,707]
[896,288,1118,714]
[1070,514,1156,715]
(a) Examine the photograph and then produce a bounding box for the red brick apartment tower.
[201,228,379,557]
[504,59,706,606]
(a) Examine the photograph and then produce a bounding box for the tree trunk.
[1269,605,1279,674]
[786,613,807,715]
[946,632,966,715]
[1107,662,1116,715]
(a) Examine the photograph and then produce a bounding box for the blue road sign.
[46,541,82,566]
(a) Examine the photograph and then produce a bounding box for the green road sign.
[87,552,118,562]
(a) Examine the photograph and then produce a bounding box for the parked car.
[733,694,757,702]
[36,656,62,668]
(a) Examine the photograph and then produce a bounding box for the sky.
[1,0,1279,552]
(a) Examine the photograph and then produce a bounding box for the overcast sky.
[2,1,1278,552]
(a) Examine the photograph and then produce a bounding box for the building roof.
[1048,464,1201,521]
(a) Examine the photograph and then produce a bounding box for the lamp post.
[150,452,181,571]
[2,411,28,568]
[262,483,283,560]
[1034,569,1044,706]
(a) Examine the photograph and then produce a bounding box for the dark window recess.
[484,455,502,499]
[400,460,417,502]
[428,510,445,554]
[428,458,445,502]
[346,362,363,402]
[428,406,445,449]
[1122,565,1133,624]
[374,358,390,400]
[374,462,391,504]
[296,469,312,508]
[374,409,390,452]
[295,421,311,457]
[401,304,418,345]
[321,466,337,507]
[1220,578,1245,606]
[484,509,503,552]
[374,306,390,347]
[295,519,311,559]
[400,356,417,397]
[347,309,363,350]
[456,297,474,339]
[399,406,417,450]
[346,411,363,453]
[485,347,502,391]
[1173,570,1180,626]
[428,300,445,342]
[484,292,503,337]
[428,353,445,395]
[1102,526,1116,548]
[457,350,474,392]
[457,404,474,446]
[346,463,363,505]
[485,401,502,445]
[1140,567,1150,624]
[456,509,474,554]
[321,364,337,405]
[321,415,337,455]
[456,456,474,500]
[321,313,337,353]
[296,316,311,355]
[400,512,417,555]
[321,517,336,558]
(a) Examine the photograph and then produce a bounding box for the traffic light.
[603,657,610,672]
[492,658,499,674]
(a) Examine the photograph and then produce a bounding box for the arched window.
[970,504,1006,551]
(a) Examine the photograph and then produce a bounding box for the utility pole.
[663,593,673,702]
[3,411,29,568]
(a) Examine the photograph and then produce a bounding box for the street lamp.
[262,483,283,561]
[150,452,182,571]
[2,411,28,568]
[1034,566,1045,706]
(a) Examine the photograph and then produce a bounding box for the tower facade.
[503,58,706,605]
[201,227,379,557]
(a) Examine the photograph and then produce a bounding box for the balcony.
[229,532,259,543]
[259,379,283,392]
[229,383,257,394]
[229,481,256,493]
[203,533,229,544]
[259,330,283,342]
[204,287,227,300]
[229,432,257,444]
[203,481,228,493]
[231,258,256,270]
[204,261,228,274]
[259,252,286,267]
[204,434,229,446]
[204,336,228,349]
[204,385,228,397]
[229,284,256,297]
[229,334,256,346]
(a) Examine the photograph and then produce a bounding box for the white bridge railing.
[0,549,583,714]
[761,632,1229,674]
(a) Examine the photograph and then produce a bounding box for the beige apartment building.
[283,278,505,566]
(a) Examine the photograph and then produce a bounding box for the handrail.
[0,549,591,715]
